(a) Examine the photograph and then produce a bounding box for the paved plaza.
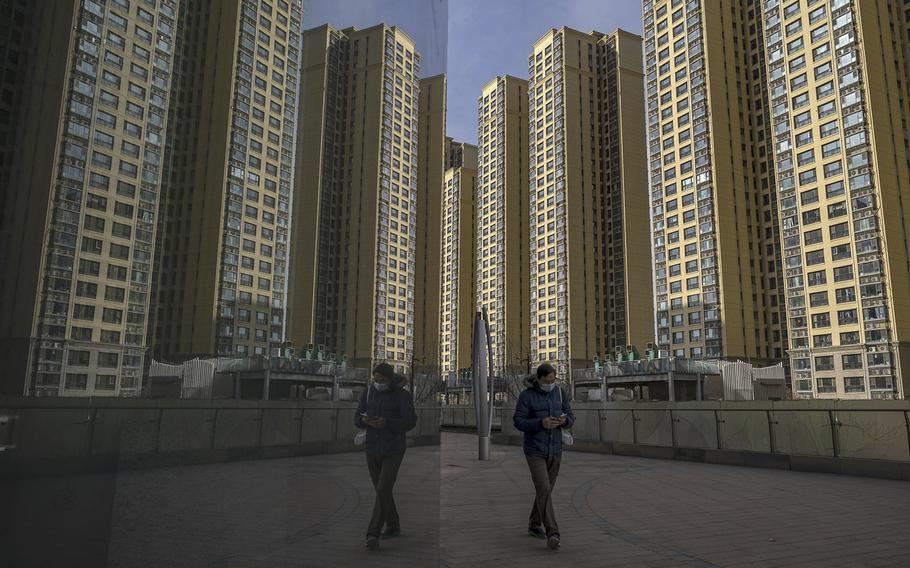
[3,432,910,567]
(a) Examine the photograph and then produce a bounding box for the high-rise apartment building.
[528,29,653,380]
[762,0,910,399]
[643,2,786,364]
[152,0,302,360]
[290,24,421,371]
[0,0,179,396]
[414,74,447,371]
[439,138,477,379]
[477,75,530,376]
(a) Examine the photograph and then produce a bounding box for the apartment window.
[111,222,132,239]
[810,24,829,43]
[799,170,817,186]
[806,250,825,266]
[812,43,830,60]
[78,259,101,276]
[71,327,93,341]
[835,287,855,304]
[95,375,117,390]
[107,264,128,281]
[796,148,814,166]
[65,374,89,390]
[105,286,126,302]
[827,201,847,219]
[841,377,864,393]
[100,330,121,344]
[823,161,842,178]
[826,180,844,198]
[808,270,827,286]
[842,354,863,370]
[815,356,834,371]
[817,378,835,393]
[826,222,848,241]
[809,5,826,24]
[837,309,858,325]
[820,120,838,138]
[76,281,98,298]
[831,243,851,260]
[68,350,90,366]
[802,209,821,225]
[83,215,106,233]
[102,308,123,324]
[809,291,828,307]
[841,331,860,345]
[73,304,95,321]
[98,352,120,368]
[101,70,121,88]
[104,50,123,69]
[804,229,822,245]
[821,140,840,158]
[833,265,853,282]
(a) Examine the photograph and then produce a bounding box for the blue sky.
[302,0,643,143]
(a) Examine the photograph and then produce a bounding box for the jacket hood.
[524,375,541,390]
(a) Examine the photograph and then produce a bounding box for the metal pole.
[668,369,676,402]
[828,409,840,457]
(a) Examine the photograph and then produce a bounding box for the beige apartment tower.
[414,74,447,371]
[761,0,910,399]
[290,24,421,371]
[152,0,302,361]
[528,29,653,380]
[477,75,530,377]
[643,2,787,365]
[0,0,180,396]
[439,139,478,379]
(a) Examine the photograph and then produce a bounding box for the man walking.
[513,363,575,550]
[355,362,418,550]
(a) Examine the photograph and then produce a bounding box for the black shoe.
[547,534,561,550]
[382,527,401,539]
[366,535,380,550]
[527,526,546,539]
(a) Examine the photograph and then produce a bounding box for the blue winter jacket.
[513,376,575,457]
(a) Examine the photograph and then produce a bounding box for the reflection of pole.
[332,362,339,402]
[472,311,490,460]
[483,308,494,428]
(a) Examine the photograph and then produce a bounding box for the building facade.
[0,0,180,396]
[762,0,910,399]
[528,29,653,380]
[439,139,477,379]
[290,24,421,372]
[152,0,302,361]
[477,75,530,377]
[414,74,447,371]
[643,2,787,365]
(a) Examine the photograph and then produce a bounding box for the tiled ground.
[3,432,909,567]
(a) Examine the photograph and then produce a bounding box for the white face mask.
[374,382,389,392]
[540,382,556,392]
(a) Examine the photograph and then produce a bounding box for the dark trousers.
[366,452,404,537]
[526,455,561,536]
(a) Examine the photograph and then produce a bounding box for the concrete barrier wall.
[0,398,441,475]
[443,400,910,479]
